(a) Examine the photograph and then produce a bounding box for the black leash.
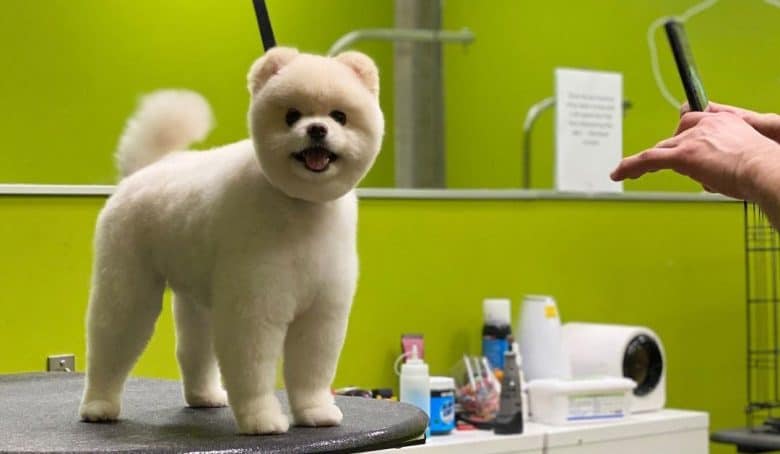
[251,0,276,51]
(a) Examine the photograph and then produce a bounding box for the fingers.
[743,112,780,143]
[705,101,752,116]
[683,101,742,115]
[678,106,772,142]
[612,130,708,181]
[611,147,679,181]
[701,102,764,130]
[753,113,780,144]
[675,112,711,135]
[613,128,698,181]
[663,118,708,146]
[634,113,724,178]
[679,101,755,128]
[674,110,748,135]
[679,101,718,116]
[703,101,727,113]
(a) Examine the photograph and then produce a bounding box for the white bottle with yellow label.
[517,295,572,381]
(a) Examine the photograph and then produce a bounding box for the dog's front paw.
[293,403,343,427]
[79,399,120,422]
[186,388,229,408]
[232,394,289,434]
[236,410,290,434]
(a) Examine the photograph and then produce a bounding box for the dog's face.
[247,48,384,202]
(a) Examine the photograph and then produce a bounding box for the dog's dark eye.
[285,108,301,127]
[330,110,347,126]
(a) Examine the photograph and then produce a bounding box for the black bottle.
[494,348,524,434]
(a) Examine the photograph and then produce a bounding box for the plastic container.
[451,355,501,427]
[517,295,571,381]
[429,376,456,435]
[482,298,512,370]
[527,377,636,425]
[400,345,431,436]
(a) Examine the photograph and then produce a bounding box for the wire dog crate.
[746,201,780,431]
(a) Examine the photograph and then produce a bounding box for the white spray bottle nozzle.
[400,344,428,379]
[408,345,421,363]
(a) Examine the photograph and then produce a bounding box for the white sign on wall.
[555,68,623,193]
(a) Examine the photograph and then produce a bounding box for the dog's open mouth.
[292,147,339,173]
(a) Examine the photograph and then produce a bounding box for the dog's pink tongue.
[304,151,330,171]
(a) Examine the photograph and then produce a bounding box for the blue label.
[429,392,455,434]
[483,338,508,370]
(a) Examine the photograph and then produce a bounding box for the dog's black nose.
[307,123,328,140]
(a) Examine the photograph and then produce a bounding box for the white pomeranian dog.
[78,47,384,434]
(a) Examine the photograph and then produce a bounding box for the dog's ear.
[336,51,379,98]
[247,47,299,95]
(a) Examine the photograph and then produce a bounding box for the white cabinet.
[378,425,546,453]
[376,409,708,454]
[545,409,708,454]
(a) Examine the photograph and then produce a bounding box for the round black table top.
[0,373,427,453]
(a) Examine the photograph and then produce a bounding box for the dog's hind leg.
[173,294,227,408]
[79,241,165,422]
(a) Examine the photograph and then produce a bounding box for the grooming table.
[711,427,780,453]
[0,373,427,453]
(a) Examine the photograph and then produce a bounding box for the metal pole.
[394,0,444,188]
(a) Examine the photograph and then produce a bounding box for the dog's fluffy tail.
[115,90,214,178]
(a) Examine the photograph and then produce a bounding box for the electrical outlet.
[47,354,75,372]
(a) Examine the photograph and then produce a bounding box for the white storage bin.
[527,377,635,425]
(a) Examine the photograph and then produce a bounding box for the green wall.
[3,1,778,189]
[442,0,780,190]
[1,2,774,453]
[0,195,745,454]
[0,0,396,187]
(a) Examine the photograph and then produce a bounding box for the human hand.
[610,111,780,200]
[679,102,780,143]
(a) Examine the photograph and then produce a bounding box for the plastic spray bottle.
[400,345,431,437]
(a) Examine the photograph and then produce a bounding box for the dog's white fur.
[78,48,384,434]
